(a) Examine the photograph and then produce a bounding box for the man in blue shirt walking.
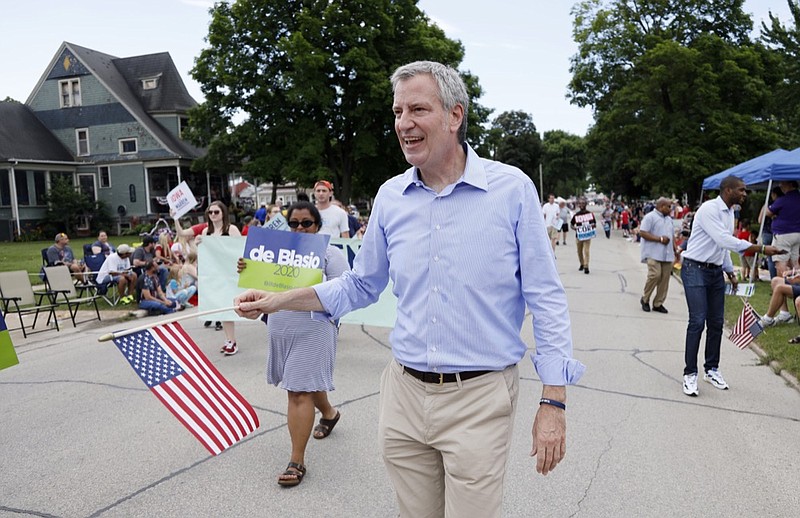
[235,61,585,517]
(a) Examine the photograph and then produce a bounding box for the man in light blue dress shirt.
[235,61,585,517]
[638,197,676,313]
[680,176,785,397]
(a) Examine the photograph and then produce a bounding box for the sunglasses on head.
[288,220,316,229]
[207,209,221,215]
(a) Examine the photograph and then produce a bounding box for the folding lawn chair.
[0,270,60,338]
[43,266,102,327]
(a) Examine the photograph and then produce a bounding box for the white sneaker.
[775,312,794,324]
[683,373,698,396]
[759,315,775,327]
[703,368,729,390]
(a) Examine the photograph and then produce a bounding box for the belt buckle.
[438,373,444,385]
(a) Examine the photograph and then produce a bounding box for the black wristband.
[539,398,566,410]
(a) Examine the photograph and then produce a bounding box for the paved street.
[2,228,800,517]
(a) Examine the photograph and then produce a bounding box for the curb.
[749,342,800,393]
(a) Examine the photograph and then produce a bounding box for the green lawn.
[725,286,800,377]
[0,237,141,276]
[0,237,142,312]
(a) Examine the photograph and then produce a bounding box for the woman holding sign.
[238,201,349,487]
[202,201,241,354]
[570,198,597,274]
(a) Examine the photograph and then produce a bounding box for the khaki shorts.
[547,226,559,239]
[773,232,800,264]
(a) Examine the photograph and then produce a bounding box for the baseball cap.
[314,180,333,191]
[55,232,68,242]
[117,244,132,254]
[142,235,156,245]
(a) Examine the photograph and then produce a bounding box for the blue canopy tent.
[701,148,789,190]
[701,147,800,282]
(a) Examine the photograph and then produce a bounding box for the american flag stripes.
[113,322,259,455]
[729,301,763,349]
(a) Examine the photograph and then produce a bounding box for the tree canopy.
[569,0,786,201]
[187,0,489,202]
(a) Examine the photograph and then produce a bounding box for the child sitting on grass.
[165,264,197,307]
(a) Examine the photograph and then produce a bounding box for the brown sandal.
[313,411,340,439]
[277,462,306,487]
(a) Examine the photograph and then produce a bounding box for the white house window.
[99,166,111,188]
[142,77,159,90]
[119,138,138,155]
[59,79,81,108]
[76,128,89,156]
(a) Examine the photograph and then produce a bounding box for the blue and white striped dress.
[266,245,350,392]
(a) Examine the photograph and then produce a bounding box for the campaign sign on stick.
[264,212,289,231]
[576,225,596,241]
[238,227,330,291]
[167,181,198,219]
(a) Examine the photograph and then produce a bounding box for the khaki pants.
[576,238,591,268]
[378,361,519,518]
[643,258,672,307]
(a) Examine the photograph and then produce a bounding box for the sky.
[0,0,793,137]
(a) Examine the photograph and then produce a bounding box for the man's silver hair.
[391,61,469,143]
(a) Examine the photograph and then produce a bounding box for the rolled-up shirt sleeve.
[517,181,586,386]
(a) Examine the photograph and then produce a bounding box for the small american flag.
[113,322,259,455]
[729,301,763,349]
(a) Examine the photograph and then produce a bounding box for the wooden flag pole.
[97,305,241,342]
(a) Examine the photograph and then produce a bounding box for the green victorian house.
[0,42,226,241]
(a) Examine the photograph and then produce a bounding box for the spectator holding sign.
[202,201,241,355]
[570,198,597,274]
[237,201,349,487]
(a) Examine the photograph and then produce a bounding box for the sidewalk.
[2,229,799,517]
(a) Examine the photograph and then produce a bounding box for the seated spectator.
[96,244,137,304]
[166,264,197,307]
[138,259,180,315]
[155,232,176,266]
[132,235,168,290]
[170,233,195,264]
[47,233,90,282]
[759,268,800,327]
[91,230,116,256]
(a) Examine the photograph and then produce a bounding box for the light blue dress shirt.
[639,210,675,263]
[314,145,585,386]
[683,196,750,274]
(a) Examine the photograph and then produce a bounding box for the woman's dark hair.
[286,201,322,230]
[771,186,783,199]
[206,200,231,234]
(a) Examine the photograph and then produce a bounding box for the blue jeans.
[681,259,725,375]
[139,298,178,315]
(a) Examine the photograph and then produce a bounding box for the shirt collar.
[711,195,731,212]
[401,143,488,194]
